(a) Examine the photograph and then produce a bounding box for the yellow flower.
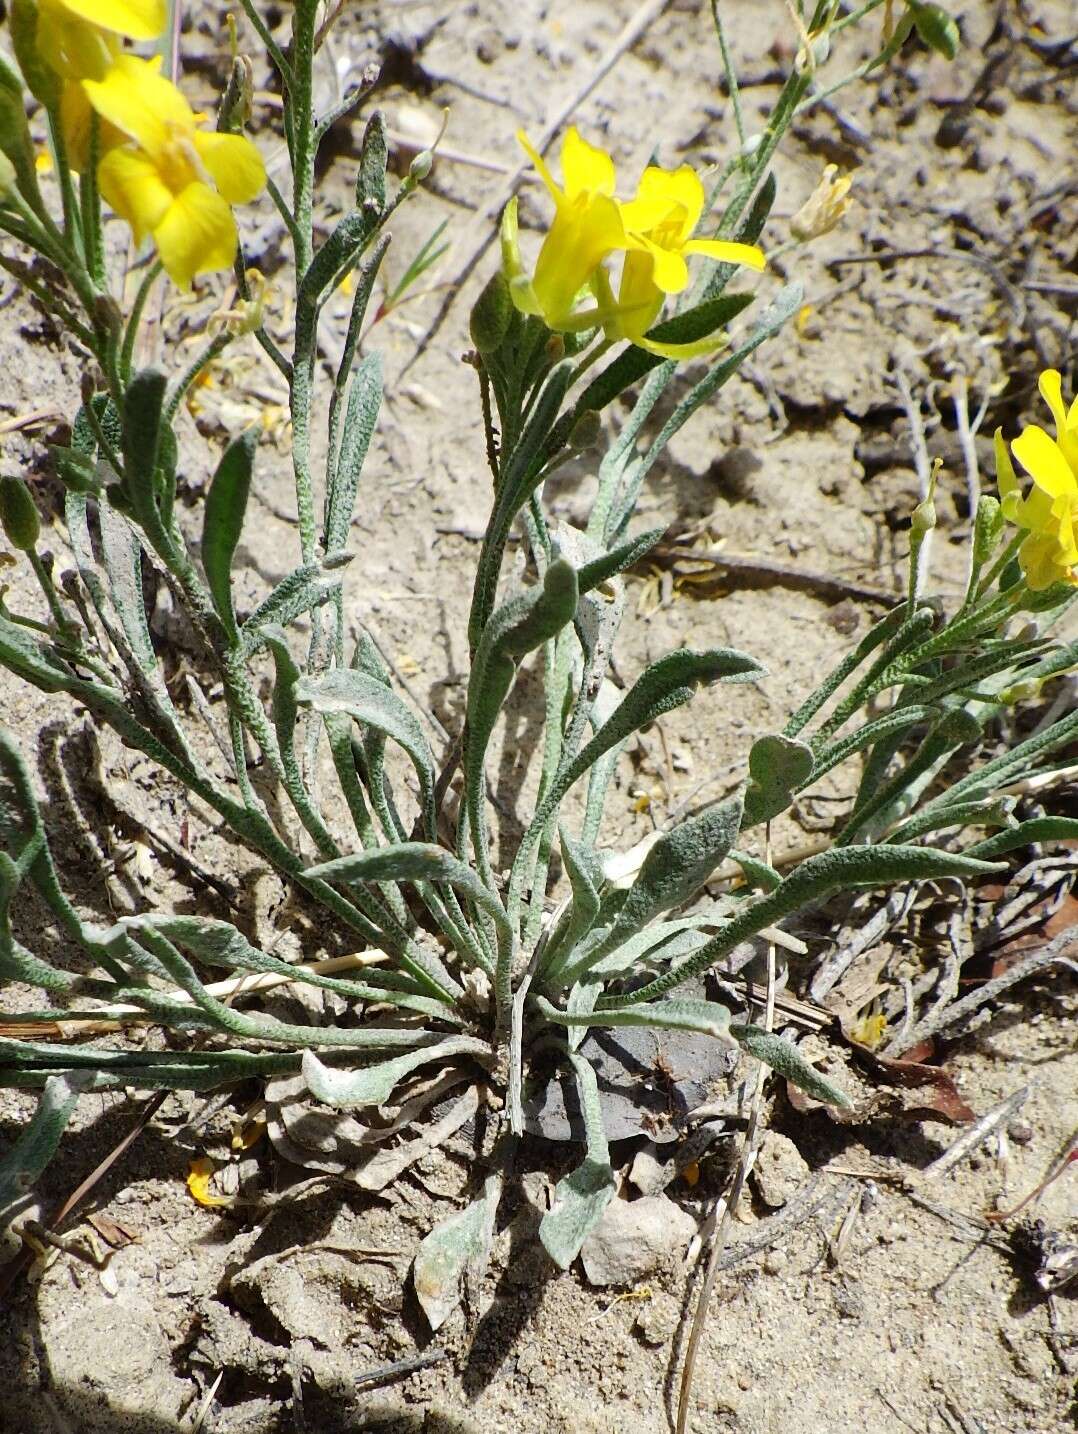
[604,164,765,358]
[506,126,628,330]
[35,0,164,82]
[996,369,1078,591]
[14,0,164,170]
[82,54,265,288]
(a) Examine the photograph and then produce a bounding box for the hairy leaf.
[413,1168,502,1331]
[302,1037,488,1110]
[202,431,257,639]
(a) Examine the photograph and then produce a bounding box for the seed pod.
[469,270,512,355]
[0,476,40,551]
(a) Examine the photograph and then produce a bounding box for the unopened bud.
[911,493,936,535]
[0,476,40,551]
[1000,678,1043,705]
[972,493,1004,566]
[469,269,513,354]
[0,150,15,200]
[408,150,433,183]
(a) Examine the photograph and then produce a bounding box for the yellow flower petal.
[532,191,626,328]
[683,238,766,271]
[516,129,563,207]
[560,125,616,199]
[192,131,266,204]
[638,235,689,294]
[186,1156,234,1209]
[98,142,172,244]
[628,164,704,239]
[54,0,165,40]
[83,54,191,160]
[152,181,238,289]
[1012,425,1077,501]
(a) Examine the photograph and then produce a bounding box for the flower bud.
[0,150,15,201]
[408,150,432,183]
[545,334,566,365]
[0,476,40,551]
[999,678,1043,705]
[469,269,513,354]
[911,495,936,535]
[972,493,1004,567]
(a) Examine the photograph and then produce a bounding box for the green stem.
[120,261,163,382]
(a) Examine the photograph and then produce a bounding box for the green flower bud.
[0,475,40,551]
[408,150,433,183]
[911,493,936,535]
[972,493,1004,566]
[469,269,513,355]
[0,149,15,201]
[910,2,960,61]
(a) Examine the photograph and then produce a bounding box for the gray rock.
[581,1195,697,1287]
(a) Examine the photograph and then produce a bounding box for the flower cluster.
[996,369,1078,591]
[15,0,264,287]
[503,127,765,360]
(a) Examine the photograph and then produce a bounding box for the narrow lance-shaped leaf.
[965,817,1078,861]
[121,368,167,530]
[413,1168,503,1332]
[585,795,744,968]
[202,430,257,640]
[0,1071,91,1218]
[534,648,764,828]
[538,1051,616,1270]
[301,1037,489,1110]
[730,1023,852,1108]
[306,842,512,944]
[325,350,382,553]
[534,994,736,1045]
[295,667,437,836]
[600,843,1005,1008]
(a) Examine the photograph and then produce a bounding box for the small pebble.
[1007,1119,1034,1145]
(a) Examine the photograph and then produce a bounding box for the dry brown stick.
[656,545,901,605]
[0,1087,171,1302]
[886,924,1078,1057]
[402,0,673,371]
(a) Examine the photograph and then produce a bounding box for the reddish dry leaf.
[85,1211,140,1248]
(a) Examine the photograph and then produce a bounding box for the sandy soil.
[0,2,1075,1431]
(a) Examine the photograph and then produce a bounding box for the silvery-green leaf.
[592,795,744,963]
[325,350,381,553]
[0,1071,90,1218]
[731,1023,852,1108]
[965,816,1078,861]
[538,1053,615,1270]
[295,667,436,832]
[306,842,511,942]
[202,430,257,640]
[535,994,735,1044]
[121,368,167,529]
[241,558,346,653]
[301,1036,488,1110]
[602,843,1006,1007]
[539,828,604,983]
[98,498,156,672]
[742,734,814,827]
[413,1168,502,1331]
[538,649,763,825]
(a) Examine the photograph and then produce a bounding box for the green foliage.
[0,0,1067,1306]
